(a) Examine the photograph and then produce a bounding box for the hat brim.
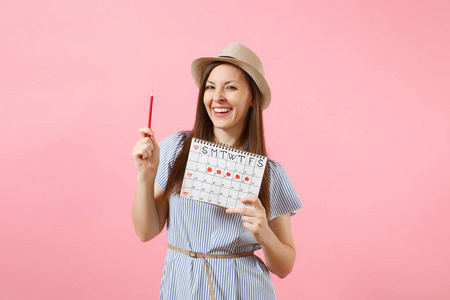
[191,57,271,110]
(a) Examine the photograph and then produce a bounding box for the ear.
[250,97,254,107]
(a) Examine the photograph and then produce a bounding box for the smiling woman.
[131,43,303,300]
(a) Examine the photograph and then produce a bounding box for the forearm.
[226,198,296,278]
[132,174,163,242]
[261,227,296,278]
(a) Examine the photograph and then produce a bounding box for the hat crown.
[217,43,265,76]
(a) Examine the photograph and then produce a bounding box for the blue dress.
[155,132,303,300]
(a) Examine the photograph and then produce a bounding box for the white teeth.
[214,108,232,113]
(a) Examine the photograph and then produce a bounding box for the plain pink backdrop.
[1,0,449,299]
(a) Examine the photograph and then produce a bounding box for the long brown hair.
[163,61,271,216]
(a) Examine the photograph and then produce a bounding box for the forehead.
[207,64,246,81]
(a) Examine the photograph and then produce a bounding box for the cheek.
[203,96,209,109]
[240,96,253,112]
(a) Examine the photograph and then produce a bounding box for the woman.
[132,43,302,300]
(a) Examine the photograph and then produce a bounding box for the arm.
[131,128,169,242]
[262,213,295,278]
[226,197,296,278]
[132,178,168,242]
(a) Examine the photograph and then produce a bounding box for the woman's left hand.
[226,196,272,245]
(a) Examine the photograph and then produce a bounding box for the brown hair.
[163,62,271,216]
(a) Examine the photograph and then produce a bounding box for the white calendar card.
[180,138,268,209]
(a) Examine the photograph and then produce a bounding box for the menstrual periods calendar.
[180,138,267,208]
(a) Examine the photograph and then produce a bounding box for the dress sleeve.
[267,160,303,220]
[155,132,187,190]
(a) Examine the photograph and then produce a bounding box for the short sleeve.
[267,160,303,220]
[155,132,188,190]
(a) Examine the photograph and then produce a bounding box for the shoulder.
[155,132,190,189]
[158,131,190,165]
[267,159,289,182]
[267,159,282,169]
[266,158,303,219]
[159,131,190,148]
[158,131,190,152]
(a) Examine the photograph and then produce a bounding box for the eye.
[205,85,215,90]
[226,86,237,90]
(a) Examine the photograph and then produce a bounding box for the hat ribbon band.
[218,55,236,59]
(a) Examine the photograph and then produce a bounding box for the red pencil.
[146,90,153,137]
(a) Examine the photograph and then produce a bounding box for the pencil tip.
[151,90,153,97]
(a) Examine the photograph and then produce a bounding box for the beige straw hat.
[191,43,271,110]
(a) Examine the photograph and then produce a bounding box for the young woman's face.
[203,64,253,137]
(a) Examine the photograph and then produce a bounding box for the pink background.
[1,0,449,299]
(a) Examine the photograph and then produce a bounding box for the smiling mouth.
[213,107,232,113]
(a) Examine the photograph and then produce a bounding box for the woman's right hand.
[132,128,160,178]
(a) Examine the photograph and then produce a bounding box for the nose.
[212,88,226,102]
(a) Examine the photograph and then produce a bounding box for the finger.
[131,149,140,159]
[138,137,155,151]
[226,207,244,215]
[241,221,256,233]
[141,134,158,152]
[140,127,154,135]
[132,144,144,158]
[132,148,145,160]
[240,196,265,210]
[135,143,152,158]
[133,142,153,159]
[143,141,154,152]
[241,215,255,224]
[226,207,256,216]
[149,134,159,151]
[141,148,151,159]
[149,135,159,152]
[139,128,154,138]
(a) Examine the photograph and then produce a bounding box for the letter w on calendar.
[180,138,267,209]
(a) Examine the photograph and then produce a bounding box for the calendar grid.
[181,138,267,208]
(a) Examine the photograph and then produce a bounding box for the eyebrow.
[206,80,239,85]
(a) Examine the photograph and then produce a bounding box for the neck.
[213,127,244,148]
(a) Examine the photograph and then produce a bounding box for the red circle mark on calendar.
[235,174,240,179]
[207,167,212,172]
[245,177,249,181]
[217,170,222,175]
[187,173,192,177]
[226,172,231,177]
[194,145,199,150]
[183,192,189,196]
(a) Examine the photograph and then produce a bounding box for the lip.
[212,106,232,117]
